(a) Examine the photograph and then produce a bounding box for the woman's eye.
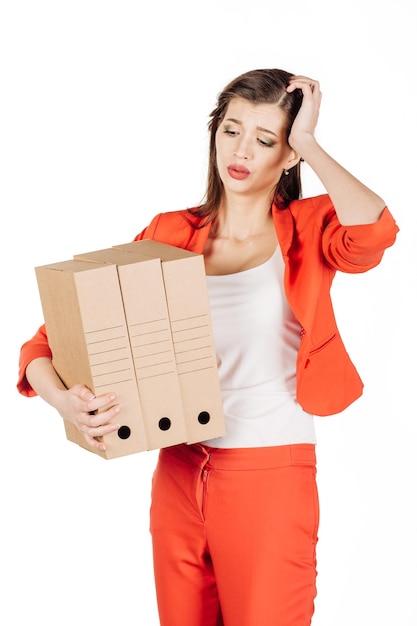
[258,138,275,148]
[224,128,237,136]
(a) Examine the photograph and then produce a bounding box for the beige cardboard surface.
[74,247,188,449]
[113,241,226,443]
[35,259,148,459]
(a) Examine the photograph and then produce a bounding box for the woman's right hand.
[57,384,121,451]
[25,357,121,451]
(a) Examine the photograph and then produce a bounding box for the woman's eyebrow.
[224,117,278,138]
[257,126,278,138]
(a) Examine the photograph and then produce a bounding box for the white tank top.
[202,247,316,448]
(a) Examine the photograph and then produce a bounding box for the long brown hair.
[189,68,303,224]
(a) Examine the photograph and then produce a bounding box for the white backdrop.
[1,1,415,624]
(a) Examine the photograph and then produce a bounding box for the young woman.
[17,69,398,626]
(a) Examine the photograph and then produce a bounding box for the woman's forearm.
[26,357,69,412]
[287,76,386,226]
[299,136,386,225]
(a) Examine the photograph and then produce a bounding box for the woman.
[17,69,398,625]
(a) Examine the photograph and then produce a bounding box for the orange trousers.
[150,443,319,626]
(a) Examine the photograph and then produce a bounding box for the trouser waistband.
[160,442,316,470]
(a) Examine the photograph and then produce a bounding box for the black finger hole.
[198,411,210,425]
[158,417,172,431]
[117,425,131,440]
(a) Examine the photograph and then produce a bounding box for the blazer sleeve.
[320,205,399,273]
[17,324,52,397]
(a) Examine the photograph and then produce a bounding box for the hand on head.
[286,75,322,153]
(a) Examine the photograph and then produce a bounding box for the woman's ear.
[286,149,301,170]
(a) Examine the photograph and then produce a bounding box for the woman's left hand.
[286,76,322,154]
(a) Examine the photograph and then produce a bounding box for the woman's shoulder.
[282,194,335,233]
[134,208,209,251]
[289,193,333,216]
[155,208,206,226]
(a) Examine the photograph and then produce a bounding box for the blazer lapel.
[272,205,307,328]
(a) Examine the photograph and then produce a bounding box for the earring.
[284,169,289,176]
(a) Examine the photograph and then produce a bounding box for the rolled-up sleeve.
[321,207,399,273]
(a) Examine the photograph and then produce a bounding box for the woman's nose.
[234,136,251,159]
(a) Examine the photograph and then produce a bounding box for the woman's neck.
[214,195,274,242]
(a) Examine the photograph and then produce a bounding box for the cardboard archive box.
[112,240,226,444]
[35,241,225,459]
[79,240,226,445]
[35,259,149,460]
[73,246,188,451]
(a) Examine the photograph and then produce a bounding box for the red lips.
[227,164,250,180]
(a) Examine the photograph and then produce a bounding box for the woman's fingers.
[287,76,321,96]
[67,385,121,450]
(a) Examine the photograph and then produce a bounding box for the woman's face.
[215,97,296,201]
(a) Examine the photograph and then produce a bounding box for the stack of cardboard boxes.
[35,240,225,459]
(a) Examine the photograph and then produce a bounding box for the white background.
[1,1,416,624]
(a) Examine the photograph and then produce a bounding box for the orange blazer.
[17,194,398,416]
